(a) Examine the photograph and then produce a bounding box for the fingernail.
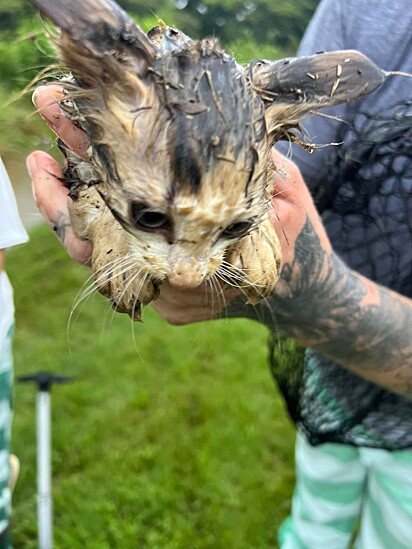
[32,86,64,131]
[26,154,38,178]
[32,85,61,105]
[32,86,42,107]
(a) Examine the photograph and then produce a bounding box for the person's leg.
[0,272,15,549]
[355,447,412,549]
[279,433,366,549]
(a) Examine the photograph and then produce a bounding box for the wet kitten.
[29,0,387,319]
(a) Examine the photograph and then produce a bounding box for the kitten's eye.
[137,211,170,229]
[131,202,171,230]
[221,221,252,239]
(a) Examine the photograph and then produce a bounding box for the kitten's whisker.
[208,274,223,320]
[220,258,280,289]
[215,271,253,304]
[218,263,247,281]
[93,257,138,290]
[67,279,98,352]
[271,188,289,198]
[209,274,228,319]
[130,271,152,309]
[217,271,275,327]
[220,261,249,278]
[68,255,137,344]
[107,266,146,330]
[205,278,216,320]
[130,294,141,352]
[260,295,280,335]
[218,266,259,289]
[218,267,246,282]
[67,259,124,348]
[79,254,135,298]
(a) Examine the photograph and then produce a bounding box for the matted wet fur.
[28,0,389,320]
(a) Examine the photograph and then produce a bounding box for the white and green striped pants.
[0,272,14,547]
[279,432,412,549]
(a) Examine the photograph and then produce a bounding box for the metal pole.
[37,390,53,549]
[18,372,72,549]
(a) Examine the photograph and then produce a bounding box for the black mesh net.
[318,101,412,296]
[269,101,412,449]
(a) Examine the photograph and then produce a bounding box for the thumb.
[27,151,68,224]
[26,151,92,265]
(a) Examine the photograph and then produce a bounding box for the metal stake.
[18,373,72,549]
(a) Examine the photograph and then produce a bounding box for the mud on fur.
[28,0,388,320]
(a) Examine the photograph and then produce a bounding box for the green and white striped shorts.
[279,432,412,549]
[0,272,14,542]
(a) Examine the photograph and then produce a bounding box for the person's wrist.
[268,250,354,342]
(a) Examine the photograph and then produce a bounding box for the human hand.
[27,85,91,265]
[268,148,331,266]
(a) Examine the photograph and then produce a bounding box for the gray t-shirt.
[279,0,412,187]
[276,0,412,449]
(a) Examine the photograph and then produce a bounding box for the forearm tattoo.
[227,217,412,396]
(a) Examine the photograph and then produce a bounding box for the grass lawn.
[7,224,297,548]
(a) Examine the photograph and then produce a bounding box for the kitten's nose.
[168,259,204,289]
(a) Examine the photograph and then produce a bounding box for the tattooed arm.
[255,221,412,396]
[152,152,412,397]
[28,87,412,396]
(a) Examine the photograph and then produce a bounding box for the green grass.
[7,224,297,548]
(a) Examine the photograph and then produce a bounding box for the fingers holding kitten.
[33,85,89,159]
[26,150,92,265]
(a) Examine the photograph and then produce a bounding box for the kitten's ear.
[28,0,155,84]
[248,50,387,142]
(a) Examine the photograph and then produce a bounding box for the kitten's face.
[98,142,269,289]
[84,62,271,291]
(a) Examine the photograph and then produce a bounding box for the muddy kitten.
[28,0,387,319]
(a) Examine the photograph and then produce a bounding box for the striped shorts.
[0,272,14,546]
[279,432,412,549]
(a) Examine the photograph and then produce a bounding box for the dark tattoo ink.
[52,211,72,244]
[225,216,412,397]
